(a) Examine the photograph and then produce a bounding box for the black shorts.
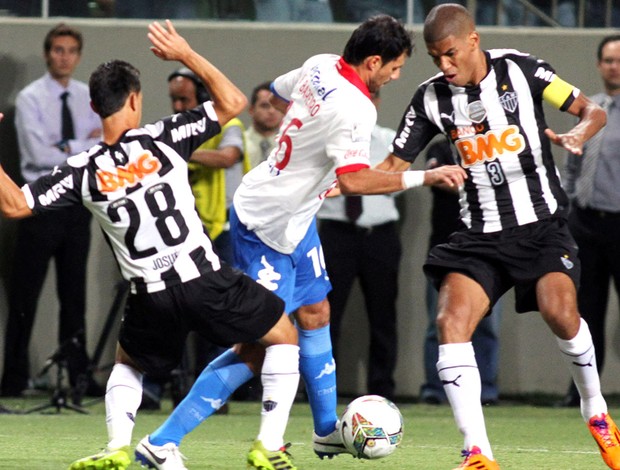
[118,263,284,378]
[424,217,580,313]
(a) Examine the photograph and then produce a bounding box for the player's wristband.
[401,170,425,189]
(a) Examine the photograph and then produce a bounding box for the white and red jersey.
[22,103,223,294]
[233,54,375,254]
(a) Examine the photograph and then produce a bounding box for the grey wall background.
[0,18,618,398]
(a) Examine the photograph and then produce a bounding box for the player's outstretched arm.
[0,165,31,219]
[545,93,606,156]
[0,113,31,219]
[337,153,466,195]
[147,20,247,126]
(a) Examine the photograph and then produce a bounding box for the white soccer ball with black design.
[339,394,404,459]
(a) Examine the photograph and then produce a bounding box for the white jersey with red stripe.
[233,54,374,254]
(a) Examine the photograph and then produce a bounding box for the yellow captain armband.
[542,76,579,110]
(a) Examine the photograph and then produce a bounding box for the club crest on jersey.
[455,125,525,167]
[561,255,574,270]
[467,100,487,123]
[499,91,518,113]
[96,151,162,193]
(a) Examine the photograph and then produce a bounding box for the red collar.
[336,57,371,99]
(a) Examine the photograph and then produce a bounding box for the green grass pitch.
[0,396,614,469]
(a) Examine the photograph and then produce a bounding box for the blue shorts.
[230,206,331,314]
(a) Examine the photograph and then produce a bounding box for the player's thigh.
[119,291,190,379]
[182,266,286,346]
[291,220,331,314]
[536,272,580,339]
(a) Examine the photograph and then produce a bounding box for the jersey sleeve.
[144,101,222,162]
[327,102,374,175]
[390,86,441,163]
[272,55,330,103]
[516,54,579,112]
[23,162,84,214]
[272,66,303,103]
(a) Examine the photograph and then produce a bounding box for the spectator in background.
[169,67,250,265]
[318,90,401,401]
[245,81,283,169]
[560,35,620,408]
[1,23,102,400]
[254,0,333,22]
[419,138,501,406]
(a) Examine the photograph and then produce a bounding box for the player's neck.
[101,115,137,145]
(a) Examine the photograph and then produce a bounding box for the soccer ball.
[339,394,404,459]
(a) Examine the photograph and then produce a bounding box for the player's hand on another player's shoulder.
[424,164,466,190]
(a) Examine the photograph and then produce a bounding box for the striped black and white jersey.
[22,102,223,293]
[391,49,578,233]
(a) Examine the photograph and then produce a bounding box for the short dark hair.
[342,15,413,66]
[250,81,272,106]
[89,60,141,119]
[44,23,83,54]
[598,35,620,62]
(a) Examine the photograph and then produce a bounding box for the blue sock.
[298,325,338,437]
[150,349,253,446]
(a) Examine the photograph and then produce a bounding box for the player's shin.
[556,318,607,421]
[298,325,339,437]
[106,363,143,450]
[257,344,300,450]
[437,342,493,459]
[149,348,253,446]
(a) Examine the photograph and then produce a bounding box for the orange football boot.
[453,446,499,470]
[588,413,620,469]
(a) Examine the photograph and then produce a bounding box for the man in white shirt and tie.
[1,23,102,402]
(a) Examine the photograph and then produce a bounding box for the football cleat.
[588,413,620,469]
[247,440,297,470]
[68,446,131,470]
[135,435,188,470]
[313,421,348,459]
[453,446,500,470]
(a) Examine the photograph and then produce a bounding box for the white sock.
[105,363,143,450]
[556,318,607,421]
[437,342,493,459]
[257,344,300,451]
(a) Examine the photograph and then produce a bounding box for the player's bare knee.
[294,298,330,330]
[260,312,298,346]
[234,343,266,374]
[115,343,142,372]
[436,308,477,343]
